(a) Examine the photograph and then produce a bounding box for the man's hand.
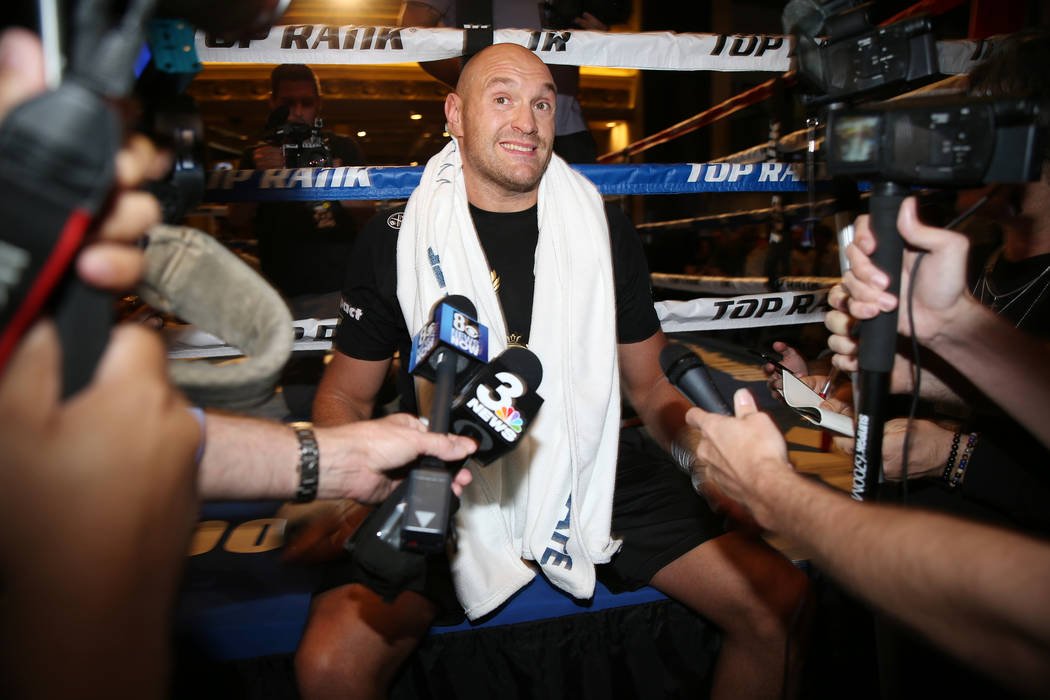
[831,416,957,481]
[828,198,974,366]
[251,144,286,170]
[685,389,794,530]
[0,321,200,696]
[763,341,808,396]
[316,413,476,504]
[0,28,200,695]
[574,11,609,31]
[0,28,168,293]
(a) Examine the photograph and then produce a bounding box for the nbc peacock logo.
[495,405,524,433]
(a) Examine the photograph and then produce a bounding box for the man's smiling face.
[446,44,556,209]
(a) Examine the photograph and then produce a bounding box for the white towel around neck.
[396,138,622,619]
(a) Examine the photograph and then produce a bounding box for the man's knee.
[729,543,811,642]
[294,584,436,696]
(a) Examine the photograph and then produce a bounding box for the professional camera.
[274,121,332,168]
[826,95,1043,185]
[263,107,333,168]
[783,0,1044,502]
[792,3,938,105]
[786,0,1043,188]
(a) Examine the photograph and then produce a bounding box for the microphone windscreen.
[659,341,702,385]
[659,341,732,416]
[441,294,477,318]
[496,346,543,389]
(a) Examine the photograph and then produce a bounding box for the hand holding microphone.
[660,342,762,529]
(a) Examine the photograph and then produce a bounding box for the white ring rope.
[196,25,999,75]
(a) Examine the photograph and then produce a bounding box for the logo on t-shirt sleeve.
[339,296,363,322]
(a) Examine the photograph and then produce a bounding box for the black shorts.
[325,426,725,622]
[598,426,726,592]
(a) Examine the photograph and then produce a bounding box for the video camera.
[826,95,1043,185]
[263,107,333,168]
[787,0,1042,185]
[784,0,1043,502]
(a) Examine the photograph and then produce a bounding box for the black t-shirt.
[335,201,660,412]
[242,133,364,298]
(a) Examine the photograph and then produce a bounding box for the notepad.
[781,370,855,437]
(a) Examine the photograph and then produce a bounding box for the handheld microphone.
[401,295,488,553]
[659,342,733,416]
[449,346,544,465]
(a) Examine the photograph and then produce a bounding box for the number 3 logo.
[477,372,524,412]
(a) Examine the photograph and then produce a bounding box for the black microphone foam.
[659,342,733,416]
[443,294,476,318]
[496,346,542,388]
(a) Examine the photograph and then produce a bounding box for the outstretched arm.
[688,390,1050,697]
[198,411,475,503]
[399,1,463,88]
[826,198,1050,447]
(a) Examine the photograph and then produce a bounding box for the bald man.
[297,44,810,700]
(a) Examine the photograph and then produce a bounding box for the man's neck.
[1003,177,1050,261]
[464,179,538,213]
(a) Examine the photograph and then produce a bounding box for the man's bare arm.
[399,1,463,88]
[689,392,1050,698]
[617,330,695,452]
[198,411,475,503]
[312,351,391,426]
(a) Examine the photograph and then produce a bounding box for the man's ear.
[444,93,463,137]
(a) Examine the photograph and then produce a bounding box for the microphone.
[449,346,544,465]
[401,296,489,553]
[659,342,733,416]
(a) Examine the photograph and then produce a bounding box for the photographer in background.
[230,64,367,418]
[232,64,365,302]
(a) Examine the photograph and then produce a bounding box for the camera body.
[786,0,1043,188]
[795,8,938,105]
[826,96,1043,186]
[269,119,332,168]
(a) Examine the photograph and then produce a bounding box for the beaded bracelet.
[945,432,979,490]
[941,431,962,484]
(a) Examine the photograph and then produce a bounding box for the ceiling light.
[410,113,422,120]
[357,130,366,137]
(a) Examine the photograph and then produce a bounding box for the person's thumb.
[0,29,46,118]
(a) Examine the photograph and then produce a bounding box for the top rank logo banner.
[196,26,793,72]
[196,26,995,75]
[203,162,813,202]
[656,289,831,333]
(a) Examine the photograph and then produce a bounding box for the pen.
[819,366,840,398]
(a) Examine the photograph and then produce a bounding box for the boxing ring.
[173,6,975,696]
